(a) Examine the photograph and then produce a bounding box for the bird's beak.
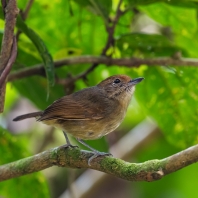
[129,77,144,85]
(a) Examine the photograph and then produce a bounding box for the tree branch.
[8,56,198,82]
[0,0,18,112]
[0,142,198,182]
[0,36,17,85]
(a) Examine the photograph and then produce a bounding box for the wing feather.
[38,87,108,121]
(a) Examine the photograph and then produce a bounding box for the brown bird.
[13,75,144,165]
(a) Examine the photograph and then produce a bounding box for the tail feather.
[13,111,42,121]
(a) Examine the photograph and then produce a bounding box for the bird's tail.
[13,111,42,121]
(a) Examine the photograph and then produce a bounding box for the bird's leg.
[63,131,72,146]
[61,131,78,148]
[76,138,112,166]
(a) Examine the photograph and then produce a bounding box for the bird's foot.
[59,143,79,149]
[88,151,112,166]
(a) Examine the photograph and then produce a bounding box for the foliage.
[1,0,198,197]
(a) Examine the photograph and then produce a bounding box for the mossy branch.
[0,144,198,182]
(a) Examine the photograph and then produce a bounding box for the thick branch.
[0,36,17,85]
[0,143,198,182]
[8,56,198,82]
[0,0,18,72]
[0,0,18,112]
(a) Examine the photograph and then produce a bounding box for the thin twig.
[1,0,6,16]
[21,0,34,20]
[70,0,124,84]
[8,56,198,82]
[16,0,35,40]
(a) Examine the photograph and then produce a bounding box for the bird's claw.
[60,144,79,149]
[88,152,112,166]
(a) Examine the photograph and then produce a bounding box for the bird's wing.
[38,93,107,121]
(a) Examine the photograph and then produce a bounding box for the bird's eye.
[114,79,121,84]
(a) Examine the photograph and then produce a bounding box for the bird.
[13,75,144,165]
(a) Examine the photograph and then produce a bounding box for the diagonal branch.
[0,140,198,182]
[69,0,124,84]
[8,56,198,82]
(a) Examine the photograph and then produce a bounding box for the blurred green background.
[1,0,198,197]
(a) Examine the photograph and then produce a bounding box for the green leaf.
[133,66,198,148]
[16,16,55,94]
[73,0,112,24]
[127,0,198,7]
[165,1,198,8]
[72,0,92,7]
[116,33,185,57]
[12,76,65,110]
[127,0,162,6]
[89,0,112,21]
